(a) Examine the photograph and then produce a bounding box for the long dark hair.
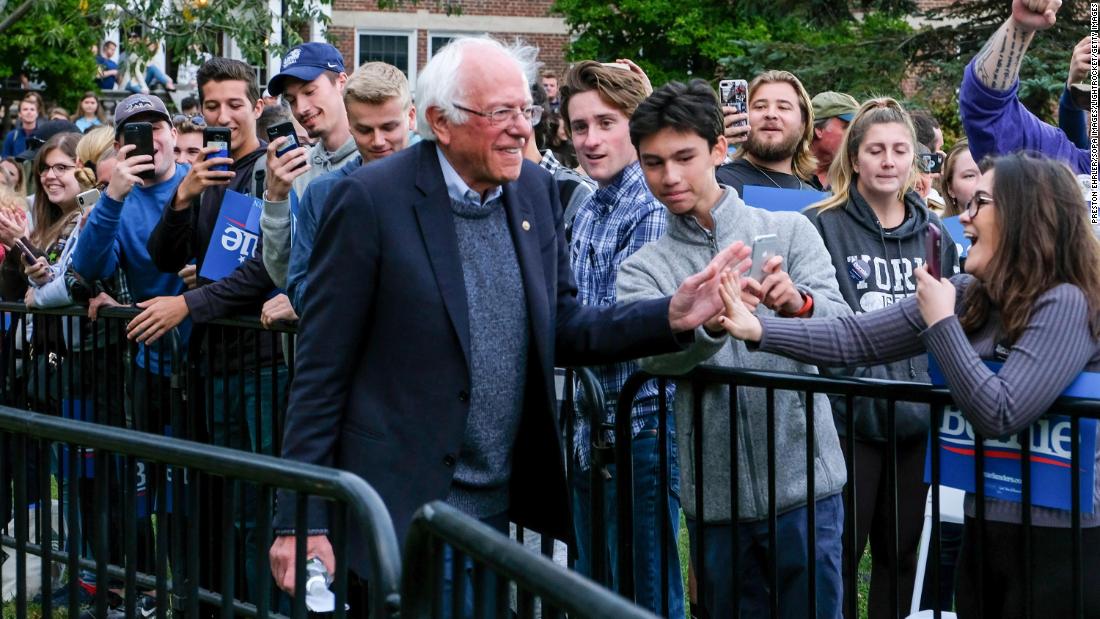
[959,152,1100,342]
[30,132,84,250]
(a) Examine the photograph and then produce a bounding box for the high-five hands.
[717,270,764,342]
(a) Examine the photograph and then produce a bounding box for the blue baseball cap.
[267,42,346,96]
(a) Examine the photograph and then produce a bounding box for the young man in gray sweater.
[617,79,851,619]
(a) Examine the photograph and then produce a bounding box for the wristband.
[780,292,813,318]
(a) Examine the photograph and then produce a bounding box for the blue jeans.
[572,422,684,618]
[441,511,509,619]
[687,493,844,619]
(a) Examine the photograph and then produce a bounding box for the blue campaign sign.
[925,355,1098,512]
[940,215,970,258]
[200,189,262,281]
[741,185,828,213]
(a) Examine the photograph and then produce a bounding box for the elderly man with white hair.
[268,36,748,606]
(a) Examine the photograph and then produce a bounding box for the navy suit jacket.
[277,141,682,574]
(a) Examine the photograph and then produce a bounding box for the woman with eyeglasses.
[0,132,87,306]
[71,92,106,133]
[802,97,960,618]
[718,151,1100,618]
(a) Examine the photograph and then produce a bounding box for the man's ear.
[711,135,728,166]
[427,107,451,146]
[407,105,417,132]
[253,96,264,121]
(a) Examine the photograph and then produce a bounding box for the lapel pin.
[522,220,531,231]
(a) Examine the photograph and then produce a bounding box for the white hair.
[415,36,540,142]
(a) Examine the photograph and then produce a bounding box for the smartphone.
[12,237,42,265]
[76,188,100,210]
[719,79,749,127]
[749,233,780,282]
[920,152,945,175]
[926,223,942,279]
[203,127,232,172]
[266,121,301,158]
[122,122,155,181]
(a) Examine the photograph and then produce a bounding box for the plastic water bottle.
[304,557,336,613]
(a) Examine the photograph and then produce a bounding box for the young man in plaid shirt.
[561,60,683,618]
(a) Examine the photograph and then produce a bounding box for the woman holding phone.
[803,97,959,618]
[718,151,1100,618]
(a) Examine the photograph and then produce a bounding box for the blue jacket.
[72,164,190,372]
[2,122,37,159]
[286,154,362,314]
[960,60,1089,175]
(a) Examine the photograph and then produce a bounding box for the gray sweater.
[443,197,529,518]
[758,276,1100,527]
[617,187,850,522]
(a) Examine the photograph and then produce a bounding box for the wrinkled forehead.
[456,49,530,106]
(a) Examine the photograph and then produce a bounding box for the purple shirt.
[959,60,1090,175]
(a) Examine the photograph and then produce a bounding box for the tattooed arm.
[973,0,1062,91]
[960,0,1087,174]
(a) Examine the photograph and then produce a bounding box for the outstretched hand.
[668,241,751,333]
[717,270,763,342]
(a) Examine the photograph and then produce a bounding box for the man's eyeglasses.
[172,114,206,126]
[39,163,77,177]
[453,103,543,127]
[965,192,994,219]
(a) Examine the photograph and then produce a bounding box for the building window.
[429,33,484,58]
[356,31,415,78]
[429,35,454,57]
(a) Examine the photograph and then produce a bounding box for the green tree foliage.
[551,0,916,95]
[0,0,101,107]
[906,0,1086,134]
[0,0,333,109]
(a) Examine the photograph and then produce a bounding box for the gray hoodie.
[802,187,960,442]
[616,187,850,523]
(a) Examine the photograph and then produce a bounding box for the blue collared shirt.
[437,145,503,208]
[569,161,673,471]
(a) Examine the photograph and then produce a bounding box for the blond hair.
[732,70,818,181]
[0,185,27,216]
[345,62,411,110]
[75,125,115,189]
[809,97,920,213]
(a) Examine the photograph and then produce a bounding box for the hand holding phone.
[203,127,232,172]
[749,234,780,282]
[12,237,37,264]
[123,122,156,181]
[719,79,749,128]
[925,222,942,279]
[266,121,302,159]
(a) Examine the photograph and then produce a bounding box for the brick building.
[326,0,568,85]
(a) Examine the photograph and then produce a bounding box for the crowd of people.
[0,0,1095,617]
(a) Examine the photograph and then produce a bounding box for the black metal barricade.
[0,404,402,619]
[590,366,1100,619]
[402,500,658,619]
